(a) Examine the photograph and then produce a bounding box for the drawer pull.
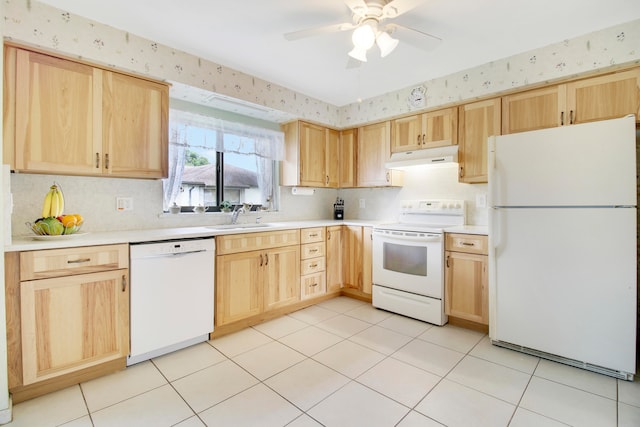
[309,263,318,268]
[310,283,318,287]
[309,233,318,237]
[67,258,91,264]
[309,249,318,253]
[461,242,475,246]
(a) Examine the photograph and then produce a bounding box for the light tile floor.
[6,296,640,427]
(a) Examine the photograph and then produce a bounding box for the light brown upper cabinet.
[281,120,340,188]
[391,107,458,153]
[458,98,501,183]
[502,69,640,134]
[3,45,169,178]
[339,128,357,188]
[357,121,403,187]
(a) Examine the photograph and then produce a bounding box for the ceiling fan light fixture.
[348,46,368,62]
[376,31,399,57]
[351,22,376,49]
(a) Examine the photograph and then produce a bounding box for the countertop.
[444,225,488,235]
[7,219,487,252]
[6,219,381,252]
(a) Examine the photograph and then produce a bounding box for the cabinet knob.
[95,153,100,168]
[105,153,110,169]
[121,275,127,292]
[446,255,450,268]
[560,111,565,126]
[459,166,464,178]
[569,110,575,125]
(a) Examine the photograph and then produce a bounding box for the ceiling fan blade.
[344,0,368,17]
[385,23,442,51]
[382,0,426,18]
[284,22,355,41]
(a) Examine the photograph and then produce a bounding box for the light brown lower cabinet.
[20,270,129,385]
[215,230,301,327]
[444,233,488,325]
[342,225,373,297]
[5,244,130,403]
[326,225,344,293]
[216,245,300,325]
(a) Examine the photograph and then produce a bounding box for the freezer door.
[491,116,636,207]
[489,207,636,374]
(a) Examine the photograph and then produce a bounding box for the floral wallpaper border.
[2,1,640,128]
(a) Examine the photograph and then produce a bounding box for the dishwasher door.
[128,238,215,365]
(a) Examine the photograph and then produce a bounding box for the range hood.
[385,144,458,169]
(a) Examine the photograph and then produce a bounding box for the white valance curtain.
[168,109,285,160]
[162,109,285,210]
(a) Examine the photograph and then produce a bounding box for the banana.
[41,189,53,218]
[54,187,64,217]
[42,184,65,218]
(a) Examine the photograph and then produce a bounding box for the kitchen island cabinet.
[445,233,488,330]
[3,44,168,178]
[5,244,129,403]
[502,68,640,134]
[357,121,403,187]
[458,98,501,183]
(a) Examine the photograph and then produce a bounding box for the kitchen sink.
[207,223,272,230]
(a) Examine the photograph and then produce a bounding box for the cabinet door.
[361,227,372,295]
[326,226,343,293]
[391,114,423,153]
[342,225,363,290]
[567,69,640,125]
[458,99,501,183]
[263,245,300,311]
[299,122,327,187]
[301,272,326,300]
[445,251,488,324]
[502,85,566,134]
[424,107,457,148]
[339,129,357,187]
[13,48,102,175]
[20,269,129,385]
[102,71,168,178]
[216,252,263,326]
[326,128,340,188]
[357,121,402,187]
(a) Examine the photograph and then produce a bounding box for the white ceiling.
[38,0,640,111]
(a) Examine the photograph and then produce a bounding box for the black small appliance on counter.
[334,197,344,220]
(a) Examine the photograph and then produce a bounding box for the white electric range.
[372,199,465,325]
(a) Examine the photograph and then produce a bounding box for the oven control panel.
[400,199,465,215]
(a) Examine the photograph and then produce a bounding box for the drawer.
[301,242,325,259]
[445,233,488,255]
[301,257,326,275]
[216,229,300,255]
[20,244,129,280]
[300,227,325,244]
[301,272,326,300]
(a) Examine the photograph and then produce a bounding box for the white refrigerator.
[488,115,637,380]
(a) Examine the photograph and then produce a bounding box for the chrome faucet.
[230,206,245,224]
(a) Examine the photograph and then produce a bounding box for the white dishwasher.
[128,237,215,366]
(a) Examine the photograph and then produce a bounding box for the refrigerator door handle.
[489,207,501,249]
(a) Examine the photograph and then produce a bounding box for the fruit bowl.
[26,215,84,236]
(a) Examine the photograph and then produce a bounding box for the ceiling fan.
[284,0,442,63]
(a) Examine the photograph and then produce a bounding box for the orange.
[73,214,84,226]
[61,215,77,228]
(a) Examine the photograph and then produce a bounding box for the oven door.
[372,229,444,298]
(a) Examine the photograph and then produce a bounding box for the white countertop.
[445,225,488,235]
[6,219,382,252]
[8,219,486,252]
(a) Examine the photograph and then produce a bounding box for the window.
[163,109,284,212]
